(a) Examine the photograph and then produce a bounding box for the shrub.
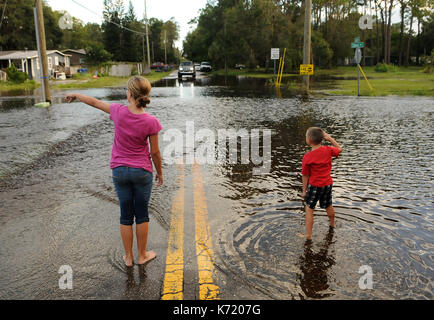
[374,63,397,73]
[421,49,433,73]
[422,65,433,73]
[5,64,28,83]
[84,43,112,66]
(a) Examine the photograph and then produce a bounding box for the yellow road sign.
[300,64,314,75]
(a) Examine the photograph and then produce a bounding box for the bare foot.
[137,250,157,265]
[297,233,312,240]
[123,255,133,267]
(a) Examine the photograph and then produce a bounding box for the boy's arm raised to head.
[65,93,111,114]
[323,132,343,153]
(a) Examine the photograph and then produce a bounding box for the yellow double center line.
[192,163,220,300]
[161,163,185,300]
[161,162,220,300]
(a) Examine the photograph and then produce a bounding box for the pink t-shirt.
[109,103,162,172]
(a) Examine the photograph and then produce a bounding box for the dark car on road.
[178,61,196,80]
[200,62,212,72]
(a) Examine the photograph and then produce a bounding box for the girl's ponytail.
[127,76,152,108]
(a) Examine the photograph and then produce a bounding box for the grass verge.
[214,66,434,96]
[0,80,40,92]
[316,66,434,96]
[51,71,172,90]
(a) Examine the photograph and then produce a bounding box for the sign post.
[351,37,365,49]
[352,37,364,96]
[355,47,362,96]
[271,48,280,81]
[300,64,314,76]
[302,0,312,91]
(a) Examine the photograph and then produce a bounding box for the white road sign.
[355,47,362,64]
[271,48,280,60]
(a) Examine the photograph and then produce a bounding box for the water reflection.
[179,81,196,99]
[123,265,149,299]
[298,228,336,299]
[0,97,36,111]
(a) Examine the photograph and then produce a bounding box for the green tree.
[0,0,62,50]
[84,43,112,66]
[102,0,124,61]
[60,17,104,50]
[149,18,164,62]
[121,1,142,62]
[161,18,180,63]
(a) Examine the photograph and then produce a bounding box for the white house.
[0,50,71,81]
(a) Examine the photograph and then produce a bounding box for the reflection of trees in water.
[218,110,317,188]
[298,228,336,299]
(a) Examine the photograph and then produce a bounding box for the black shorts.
[304,184,333,209]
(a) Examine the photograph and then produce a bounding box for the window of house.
[65,57,70,67]
[48,57,52,70]
[54,56,59,66]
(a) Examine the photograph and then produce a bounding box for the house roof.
[0,50,71,60]
[62,49,86,55]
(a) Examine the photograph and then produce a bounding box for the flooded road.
[0,75,433,299]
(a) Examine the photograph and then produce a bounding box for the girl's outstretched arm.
[65,93,111,114]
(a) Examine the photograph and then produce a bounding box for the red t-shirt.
[302,146,341,187]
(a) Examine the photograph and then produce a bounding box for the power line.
[70,0,146,36]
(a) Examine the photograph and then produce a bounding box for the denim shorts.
[304,184,333,210]
[112,166,153,225]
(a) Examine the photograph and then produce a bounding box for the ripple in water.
[211,96,433,299]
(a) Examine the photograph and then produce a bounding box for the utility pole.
[142,35,145,70]
[144,0,151,72]
[34,0,50,102]
[164,30,167,65]
[302,0,312,91]
[224,18,227,77]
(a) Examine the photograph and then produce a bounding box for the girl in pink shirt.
[66,76,163,267]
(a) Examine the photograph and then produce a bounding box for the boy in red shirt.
[299,127,343,240]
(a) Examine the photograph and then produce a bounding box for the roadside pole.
[274,59,276,79]
[144,0,151,73]
[302,0,312,92]
[358,62,360,96]
[271,48,279,84]
[164,30,167,65]
[34,0,50,103]
[353,44,363,96]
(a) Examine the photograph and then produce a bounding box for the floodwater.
[0,75,433,299]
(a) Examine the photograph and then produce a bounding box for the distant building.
[0,50,71,81]
[62,49,86,75]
